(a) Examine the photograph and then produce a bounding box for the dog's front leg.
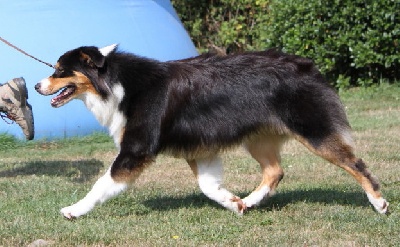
[60,167,127,219]
[60,94,163,219]
[61,151,150,219]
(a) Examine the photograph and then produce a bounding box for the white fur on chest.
[82,83,126,148]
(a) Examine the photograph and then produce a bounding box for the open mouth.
[50,84,77,107]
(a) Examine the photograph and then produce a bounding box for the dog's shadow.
[141,189,369,213]
[0,159,103,183]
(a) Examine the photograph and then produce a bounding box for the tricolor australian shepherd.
[35,44,389,218]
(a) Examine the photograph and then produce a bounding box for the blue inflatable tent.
[0,0,197,139]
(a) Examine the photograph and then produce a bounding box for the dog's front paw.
[60,205,80,219]
[60,206,75,220]
[60,202,93,219]
[230,196,247,215]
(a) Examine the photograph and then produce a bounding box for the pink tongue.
[51,87,71,105]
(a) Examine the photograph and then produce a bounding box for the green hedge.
[171,0,269,53]
[264,0,400,87]
[173,0,400,87]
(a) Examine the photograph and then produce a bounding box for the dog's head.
[35,44,118,107]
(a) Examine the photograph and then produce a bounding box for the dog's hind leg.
[188,156,247,214]
[242,135,285,208]
[296,131,389,214]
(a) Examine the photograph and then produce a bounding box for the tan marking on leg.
[341,158,381,196]
[243,135,285,207]
[111,157,154,184]
[295,132,388,213]
[296,133,381,194]
[187,159,198,178]
[248,135,284,191]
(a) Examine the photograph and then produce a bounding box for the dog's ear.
[79,44,117,68]
[99,44,118,57]
[80,49,106,68]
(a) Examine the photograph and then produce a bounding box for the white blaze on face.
[36,78,52,94]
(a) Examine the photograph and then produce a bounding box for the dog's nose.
[34,83,41,91]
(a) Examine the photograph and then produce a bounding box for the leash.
[0,36,55,69]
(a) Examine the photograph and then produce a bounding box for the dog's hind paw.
[367,193,389,214]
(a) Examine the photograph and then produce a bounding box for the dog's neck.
[81,83,126,149]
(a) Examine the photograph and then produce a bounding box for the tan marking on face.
[72,71,99,96]
[45,71,94,95]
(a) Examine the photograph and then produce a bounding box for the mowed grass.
[1,84,400,246]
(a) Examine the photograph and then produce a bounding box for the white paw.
[60,207,75,220]
[60,202,93,219]
[226,197,247,215]
[242,185,271,208]
[367,193,389,214]
[242,198,255,209]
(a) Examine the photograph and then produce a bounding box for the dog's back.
[160,49,350,157]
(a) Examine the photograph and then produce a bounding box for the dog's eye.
[56,68,65,75]
[53,67,65,77]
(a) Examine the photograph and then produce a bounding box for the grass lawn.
[0,84,399,246]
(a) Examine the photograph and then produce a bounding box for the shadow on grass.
[142,193,216,211]
[0,159,103,183]
[259,188,369,211]
[142,188,369,212]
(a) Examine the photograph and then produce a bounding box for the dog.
[35,45,389,218]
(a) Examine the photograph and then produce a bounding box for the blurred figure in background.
[0,77,34,140]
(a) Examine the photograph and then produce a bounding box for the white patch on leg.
[242,185,271,208]
[61,168,127,219]
[366,193,389,214]
[196,157,244,214]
